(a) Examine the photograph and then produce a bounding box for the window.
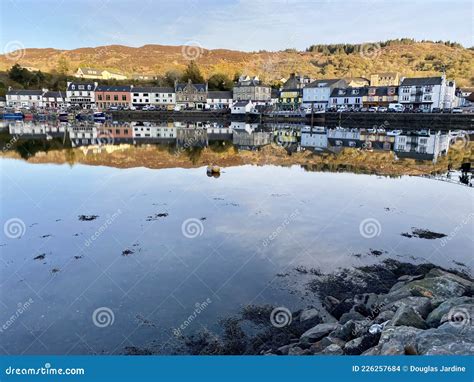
[98,95,103,100]
[122,95,126,101]
[344,98,349,104]
[106,95,110,101]
[355,98,360,104]
[114,95,118,101]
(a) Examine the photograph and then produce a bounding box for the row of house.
[5,72,470,112]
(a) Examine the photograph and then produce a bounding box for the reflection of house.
[6,88,47,108]
[131,87,175,109]
[43,91,67,108]
[206,91,233,108]
[330,87,368,108]
[394,130,449,162]
[99,123,133,142]
[176,127,208,146]
[359,130,395,150]
[68,125,99,146]
[95,85,132,109]
[302,79,347,110]
[301,126,328,150]
[231,122,271,149]
[231,100,254,114]
[175,80,208,109]
[233,75,271,102]
[398,76,455,111]
[369,73,400,86]
[131,122,177,141]
[364,86,399,107]
[66,82,98,109]
[327,128,362,148]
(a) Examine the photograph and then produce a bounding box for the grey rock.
[344,333,380,355]
[288,346,305,355]
[383,297,432,319]
[388,276,468,301]
[374,310,395,324]
[426,269,473,294]
[353,293,379,311]
[391,304,428,329]
[398,274,424,282]
[380,340,406,355]
[339,311,365,324]
[329,320,357,342]
[426,297,473,327]
[362,344,382,355]
[439,303,474,327]
[299,308,321,324]
[300,323,340,343]
[321,344,343,355]
[415,322,474,355]
[379,326,422,350]
[323,296,340,311]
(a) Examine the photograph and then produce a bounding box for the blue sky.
[1,0,472,52]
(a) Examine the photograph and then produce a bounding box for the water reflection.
[3,120,466,163]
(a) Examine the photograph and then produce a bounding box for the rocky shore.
[176,259,473,356]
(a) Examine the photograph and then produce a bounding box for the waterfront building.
[369,72,400,86]
[364,86,399,107]
[231,100,254,114]
[206,91,233,108]
[6,88,47,108]
[75,67,127,80]
[131,87,176,109]
[329,87,368,109]
[43,91,67,108]
[175,79,208,110]
[398,75,456,111]
[302,79,347,110]
[95,85,132,109]
[66,81,98,109]
[233,75,271,102]
[278,73,312,109]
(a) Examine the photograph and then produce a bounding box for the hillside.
[0,40,473,86]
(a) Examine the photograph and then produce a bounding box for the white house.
[301,126,328,150]
[206,91,233,108]
[231,100,254,114]
[394,130,450,162]
[66,81,98,109]
[303,79,347,110]
[131,87,175,109]
[398,76,456,111]
[6,88,47,108]
[43,91,67,108]
[329,87,367,109]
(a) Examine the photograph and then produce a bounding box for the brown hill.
[1,41,473,86]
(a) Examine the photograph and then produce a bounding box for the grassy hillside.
[0,39,473,87]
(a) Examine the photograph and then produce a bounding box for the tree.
[207,73,233,90]
[164,70,182,86]
[57,56,70,75]
[181,61,204,84]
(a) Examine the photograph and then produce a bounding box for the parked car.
[388,103,404,112]
[337,106,348,112]
[431,107,441,113]
[442,108,452,113]
[378,107,388,112]
[452,107,463,114]
[327,107,337,112]
[368,107,377,112]
[359,107,368,112]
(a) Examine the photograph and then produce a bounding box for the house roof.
[234,100,251,107]
[306,79,344,88]
[175,82,207,92]
[44,91,66,98]
[366,86,399,96]
[271,89,280,98]
[96,85,132,92]
[400,77,443,86]
[67,82,97,91]
[330,87,369,97]
[6,89,44,96]
[207,91,232,99]
[132,87,174,93]
[78,67,102,75]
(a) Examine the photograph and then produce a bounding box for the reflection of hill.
[1,142,471,176]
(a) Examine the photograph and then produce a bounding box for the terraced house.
[6,88,46,108]
[398,76,456,111]
[66,81,98,109]
[175,79,208,110]
[278,73,312,110]
[329,87,368,109]
[131,87,176,109]
[302,79,347,110]
[364,86,399,107]
[95,85,132,109]
[233,75,271,103]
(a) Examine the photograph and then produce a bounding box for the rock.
[382,297,432,319]
[300,323,340,343]
[328,299,354,320]
[362,344,382,355]
[415,322,474,355]
[391,304,428,329]
[374,310,395,324]
[425,269,473,294]
[299,308,321,323]
[321,344,343,355]
[426,297,473,327]
[329,320,357,342]
[323,296,340,312]
[344,333,380,355]
[380,340,406,355]
[276,344,294,355]
[439,303,474,327]
[353,293,379,311]
[339,311,365,324]
[379,326,422,349]
[288,346,305,355]
[398,274,424,282]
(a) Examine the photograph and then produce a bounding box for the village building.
[394,130,450,162]
[233,75,271,102]
[364,86,399,107]
[300,126,328,150]
[66,81,98,109]
[369,72,400,86]
[175,79,208,109]
[329,87,368,109]
[302,79,347,110]
[43,91,67,108]
[398,76,456,111]
[206,91,233,109]
[95,85,132,109]
[6,88,47,108]
[75,67,127,80]
[231,100,254,114]
[131,87,176,109]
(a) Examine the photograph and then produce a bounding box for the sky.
[1,0,472,52]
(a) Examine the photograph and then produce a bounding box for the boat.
[58,112,69,122]
[93,112,106,122]
[1,112,23,120]
[206,165,221,174]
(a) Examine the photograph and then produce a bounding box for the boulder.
[439,303,474,327]
[378,326,422,350]
[391,304,428,329]
[388,276,467,302]
[415,322,474,355]
[425,269,473,294]
[321,344,343,355]
[329,320,357,342]
[382,296,432,319]
[374,310,395,324]
[339,310,365,324]
[426,297,473,327]
[343,333,380,355]
[329,299,354,320]
[299,308,321,324]
[288,346,305,355]
[300,323,340,343]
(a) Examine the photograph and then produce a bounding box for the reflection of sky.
[0,159,473,354]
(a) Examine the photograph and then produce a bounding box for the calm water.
[0,158,472,354]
